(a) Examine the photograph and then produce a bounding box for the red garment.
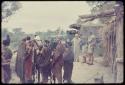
[24,55,32,81]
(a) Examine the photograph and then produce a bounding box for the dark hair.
[26,36,31,40]
[50,42,57,50]
[45,40,50,43]
[66,42,72,47]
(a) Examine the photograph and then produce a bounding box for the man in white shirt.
[71,34,81,62]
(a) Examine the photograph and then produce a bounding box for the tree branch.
[79,7,123,23]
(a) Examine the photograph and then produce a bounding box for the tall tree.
[2,1,21,20]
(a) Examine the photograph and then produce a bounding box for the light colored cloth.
[36,40,42,46]
[34,35,40,41]
[72,37,81,61]
[88,44,94,53]
[34,35,42,46]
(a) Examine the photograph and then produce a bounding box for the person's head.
[34,35,40,41]
[26,36,31,41]
[75,34,79,38]
[44,40,50,46]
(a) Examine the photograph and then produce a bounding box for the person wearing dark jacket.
[63,42,74,83]
[2,34,12,83]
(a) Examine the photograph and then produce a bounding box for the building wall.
[116,15,123,83]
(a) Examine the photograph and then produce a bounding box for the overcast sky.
[2,1,91,34]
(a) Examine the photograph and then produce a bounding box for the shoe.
[63,80,68,83]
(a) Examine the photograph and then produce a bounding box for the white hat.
[35,35,40,40]
[75,34,79,37]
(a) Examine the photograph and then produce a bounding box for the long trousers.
[63,61,73,83]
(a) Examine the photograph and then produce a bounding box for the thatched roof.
[69,23,81,30]
[78,7,123,23]
[79,9,115,19]
[69,21,103,30]
[81,21,104,28]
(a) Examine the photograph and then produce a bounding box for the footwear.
[63,80,68,83]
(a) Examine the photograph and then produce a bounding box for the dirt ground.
[9,53,119,84]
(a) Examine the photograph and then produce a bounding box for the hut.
[77,2,123,83]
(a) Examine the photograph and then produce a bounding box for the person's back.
[15,39,26,83]
[63,42,74,83]
[63,45,74,63]
[38,43,52,83]
[51,40,65,83]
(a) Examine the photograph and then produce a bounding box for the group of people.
[2,34,74,84]
[2,32,96,84]
[72,33,96,65]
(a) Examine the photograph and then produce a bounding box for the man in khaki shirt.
[87,33,96,65]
